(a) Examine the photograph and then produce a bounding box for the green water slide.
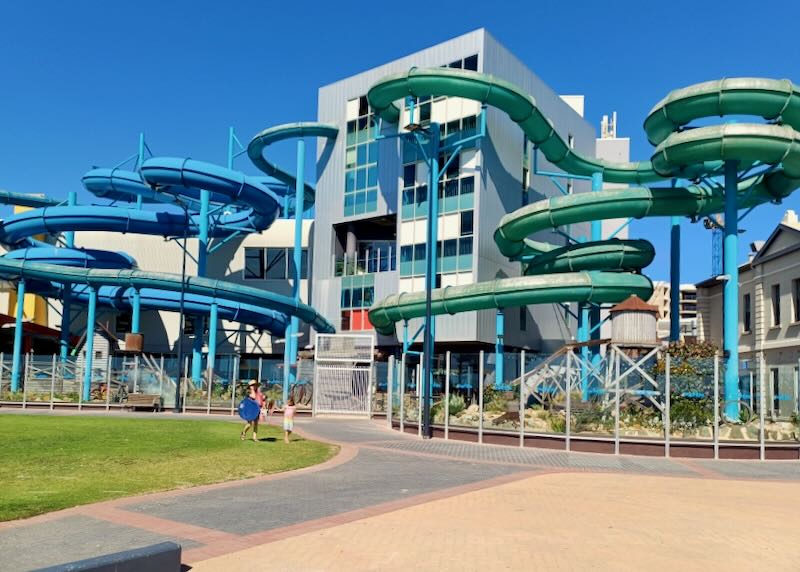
[367,69,800,335]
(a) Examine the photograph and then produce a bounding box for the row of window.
[345,95,379,217]
[244,247,308,280]
[399,236,473,277]
[742,278,800,332]
[402,174,475,221]
[341,285,375,309]
[402,116,479,164]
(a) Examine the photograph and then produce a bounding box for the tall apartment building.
[648,281,698,340]
[312,29,618,355]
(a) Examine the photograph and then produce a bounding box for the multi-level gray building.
[312,28,615,356]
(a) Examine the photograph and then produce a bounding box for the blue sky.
[1,0,798,283]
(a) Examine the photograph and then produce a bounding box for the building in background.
[648,281,698,340]
[696,210,800,419]
[312,28,625,359]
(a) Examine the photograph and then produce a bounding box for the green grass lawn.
[0,415,338,522]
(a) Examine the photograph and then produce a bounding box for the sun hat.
[247,380,259,387]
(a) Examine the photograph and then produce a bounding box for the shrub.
[447,394,466,416]
[670,395,712,430]
[547,413,566,433]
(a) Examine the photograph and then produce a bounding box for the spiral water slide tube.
[0,143,337,339]
[367,69,800,334]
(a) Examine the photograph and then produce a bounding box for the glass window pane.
[352,287,363,307]
[346,148,357,169]
[265,248,286,279]
[444,239,458,257]
[367,166,378,187]
[403,164,416,187]
[459,237,473,256]
[363,287,374,306]
[460,176,474,195]
[368,141,378,163]
[342,288,351,308]
[464,54,478,71]
[244,248,264,279]
[345,170,355,192]
[356,167,367,190]
[357,144,367,164]
[460,210,473,236]
[359,95,369,116]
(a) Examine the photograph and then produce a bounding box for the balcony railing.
[334,248,396,277]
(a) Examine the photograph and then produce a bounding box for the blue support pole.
[723,160,740,420]
[669,216,681,342]
[61,191,77,362]
[10,279,26,392]
[495,309,505,390]
[421,123,440,439]
[588,172,603,395]
[192,182,211,385]
[82,286,97,402]
[131,289,141,334]
[284,138,305,403]
[578,304,589,400]
[207,302,218,379]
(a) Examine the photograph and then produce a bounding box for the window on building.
[344,95,379,216]
[116,312,132,335]
[520,306,527,331]
[771,284,781,326]
[463,54,478,71]
[743,293,752,333]
[244,247,265,280]
[460,210,473,236]
[403,164,416,187]
[772,368,780,416]
[793,278,800,323]
[265,248,286,279]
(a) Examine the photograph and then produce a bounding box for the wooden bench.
[126,393,162,412]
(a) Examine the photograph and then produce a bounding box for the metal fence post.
[417,362,422,437]
[614,348,620,455]
[22,352,29,409]
[78,353,83,412]
[387,355,394,429]
[478,350,484,444]
[565,349,571,452]
[50,354,57,411]
[519,350,525,447]
[159,355,165,398]
[182,356,188,414]
[133,354,139,394]
[399,353,406,434]
[759,355,766,461]
[206,368,213,415]
[105,355,112,411]
[444,351,451,440]
[713,356,720,460]
[665,353,671,458]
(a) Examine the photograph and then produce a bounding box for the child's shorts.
[283,419,294,431]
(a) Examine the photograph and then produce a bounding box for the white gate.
[313,333,374,416]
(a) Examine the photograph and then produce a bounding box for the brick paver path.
[1,411,798,571]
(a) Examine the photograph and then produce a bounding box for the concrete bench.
[125,393,162,412]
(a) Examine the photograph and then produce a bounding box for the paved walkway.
[1,412,799,571]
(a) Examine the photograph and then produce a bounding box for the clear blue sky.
[1,0,798,283]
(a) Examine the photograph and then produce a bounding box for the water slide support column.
[723,160,740,420]
[495,309,505,390]
[284,138,305,403]
[82,286,97,402]
[60,191,77,362]
[669,216,681,342]
[588,171,603,372]
[192,188,211,385]
[421,124,440,439]
[131,289,141,334]
[11,279,26,391]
